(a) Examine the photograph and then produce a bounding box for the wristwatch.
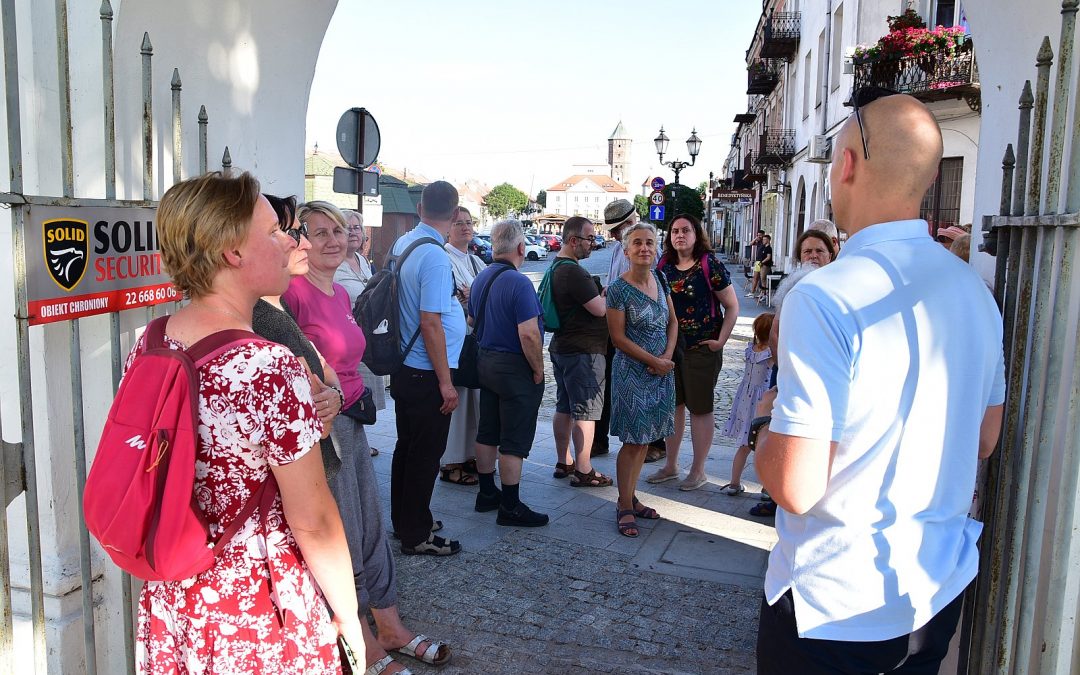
[748,415,772,451]
[327,385,345,412]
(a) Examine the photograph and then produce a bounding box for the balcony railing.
[744,152,766,182]
[757,129,796,166]
[853,37,979,108]
[760,11,801,59]
[747,59,781,96]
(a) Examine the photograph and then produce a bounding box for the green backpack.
[537,258,577,333]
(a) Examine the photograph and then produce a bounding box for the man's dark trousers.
[389,365,453,548]
[756,589,965,675]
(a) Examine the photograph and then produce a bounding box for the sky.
[306,1,761,197]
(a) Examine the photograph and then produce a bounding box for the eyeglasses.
[346,224,363,232]
[453,220,475,227]
[573,234,596,243]
[285,221,309,245]
[850,86,898,161]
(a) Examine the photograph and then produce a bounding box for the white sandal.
[365,655,412,675]
[645,468,680,484]
[719,483,745,496]
[394,634,451,666]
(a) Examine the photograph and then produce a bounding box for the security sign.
[650,191,666,206]
[43,218,89,291]
[23,205,177,325]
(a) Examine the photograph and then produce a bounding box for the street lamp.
[654,126,702,184]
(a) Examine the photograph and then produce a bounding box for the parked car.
[524,239,548,261]
[539,234,562,251]
[593,233,607,249]
[469,237,494,264]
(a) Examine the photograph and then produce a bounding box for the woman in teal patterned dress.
[606,222,678,537]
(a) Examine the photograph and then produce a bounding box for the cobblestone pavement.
[367,257,775,674]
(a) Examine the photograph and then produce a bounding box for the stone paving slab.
[370,259,773,673]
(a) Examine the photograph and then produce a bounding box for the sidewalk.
[369,259,776,674]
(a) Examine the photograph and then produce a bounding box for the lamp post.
[654,126,702,185]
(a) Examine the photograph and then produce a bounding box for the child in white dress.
[720,312,775,494]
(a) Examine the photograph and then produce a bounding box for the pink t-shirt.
[283,276,367,407]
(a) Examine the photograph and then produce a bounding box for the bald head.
[831,95,942,234]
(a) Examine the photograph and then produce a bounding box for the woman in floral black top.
[646,214,740,491]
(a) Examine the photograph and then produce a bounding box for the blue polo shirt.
[468,260,542,354]
[767,219,1005,641]
[391,222,465,370]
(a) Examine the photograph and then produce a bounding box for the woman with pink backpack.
[646,214,740,491]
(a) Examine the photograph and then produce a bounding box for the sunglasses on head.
[285,220,309,245]
[850,86,898,161]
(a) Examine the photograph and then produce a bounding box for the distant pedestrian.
[718,312,774,496]
[548,216,612,487]
[470,218,548,527]
[388,181,466,557]
[607,222,676,537]
[754,94,1005,673]
[440,206,487,486]
[647,213,739,491]
[748,234,773,299]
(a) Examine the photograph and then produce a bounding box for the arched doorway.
[796,178,807,236]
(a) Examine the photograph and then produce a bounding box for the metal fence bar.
[998,225,1040,673]
[1045,0,1078,213]
[198,105,207,175]
[1036,224,1078,673]
[100,0,114,200]
[0,0,21,669]
[141,33,152,201]
[1013,82,1035,219]
[171,68,181,184]
[1026,40,1053,217]
[1012,224,1059,672]
[51,0,100,671]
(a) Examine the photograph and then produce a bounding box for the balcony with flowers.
[852,9,980,109]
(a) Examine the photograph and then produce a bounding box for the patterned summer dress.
[607,271,676,444]
[722,343,774,445]
[131,335,340,674]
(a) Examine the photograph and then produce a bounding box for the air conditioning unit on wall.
[808,135,832,164]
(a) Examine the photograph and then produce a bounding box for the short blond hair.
[157,171,260,299]
[299,200,348,230]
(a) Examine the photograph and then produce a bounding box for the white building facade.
[545,173,630,223]
[721,0,981,273]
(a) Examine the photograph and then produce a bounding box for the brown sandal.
[571,468,613,488]
[553,462,576,479]
[439,466,479,485]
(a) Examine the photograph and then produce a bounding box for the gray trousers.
[329,414,397,613]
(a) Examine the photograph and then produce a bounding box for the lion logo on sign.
[42,218,89,291]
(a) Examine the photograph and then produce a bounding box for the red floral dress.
[130,335,340,674]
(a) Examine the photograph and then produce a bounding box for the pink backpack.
[83,316,277,582]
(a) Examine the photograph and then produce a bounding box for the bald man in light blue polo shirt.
[753,94,1005,673]
[389,181,467,557]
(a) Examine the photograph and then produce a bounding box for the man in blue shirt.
[468,218,548,527]
[753,94,1005,672]
[389,181,467,556]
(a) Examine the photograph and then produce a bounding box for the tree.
[649,183,705,235]
[633,194,650,220]
[536,190,547,208]
[484,183,530,219]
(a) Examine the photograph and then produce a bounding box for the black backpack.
[353,236,441,376]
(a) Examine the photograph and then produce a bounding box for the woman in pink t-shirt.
[284,201,451,673]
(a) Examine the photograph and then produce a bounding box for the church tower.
[608,121,631,187]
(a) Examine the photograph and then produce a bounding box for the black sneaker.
[496,502,549,527]
[475,489,502,513]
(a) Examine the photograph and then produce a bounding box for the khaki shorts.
[674,345,723,415]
